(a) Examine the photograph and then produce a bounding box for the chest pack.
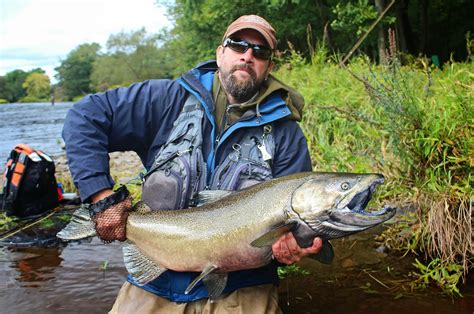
[141,95,275,210]
[1,144,59,218]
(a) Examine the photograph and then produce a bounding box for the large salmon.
[57,172,396,299]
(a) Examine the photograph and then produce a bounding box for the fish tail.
[56,206,96,240]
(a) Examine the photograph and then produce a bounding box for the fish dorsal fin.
[122,242,167,285]
[185,264,219,295]
[203,272,228,300]
[250,221,298,248]
[308,240,334,264]
[134,201,153,214]
[197,190,232,206]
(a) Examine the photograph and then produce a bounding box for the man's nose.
[240,48,255,62]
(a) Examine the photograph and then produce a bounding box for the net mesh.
[92,195,132,243]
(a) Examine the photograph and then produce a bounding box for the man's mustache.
[231,64,256,79]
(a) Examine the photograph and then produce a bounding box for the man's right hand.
[91,188,132,242]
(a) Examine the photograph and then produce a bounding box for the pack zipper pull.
[257,142,272,162]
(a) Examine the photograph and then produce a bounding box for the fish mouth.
[328,177,396,230]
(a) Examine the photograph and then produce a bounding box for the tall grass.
[274,45,473,294]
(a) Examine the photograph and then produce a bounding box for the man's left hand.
[272,233,322,265]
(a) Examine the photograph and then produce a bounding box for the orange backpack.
[1,144,59,218]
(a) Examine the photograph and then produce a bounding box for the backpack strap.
[15,144,34,155]
[4,150,29,210]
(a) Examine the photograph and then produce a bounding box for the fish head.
[290,173,396,239]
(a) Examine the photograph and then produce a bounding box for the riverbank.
[53,151,144,197]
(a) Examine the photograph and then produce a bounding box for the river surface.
[0,103,472,313]
[0,228,472,313]
[0,102,72,163]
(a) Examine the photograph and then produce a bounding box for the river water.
[0,102,72,163]
[0,103,472,313]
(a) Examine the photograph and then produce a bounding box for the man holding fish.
[63,14,328,313]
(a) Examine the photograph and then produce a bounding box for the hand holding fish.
[272,233,323,265]
[89,187,132,242]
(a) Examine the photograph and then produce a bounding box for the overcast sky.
[0,0,171,82]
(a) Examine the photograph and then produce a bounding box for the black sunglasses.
[223,38,273,60]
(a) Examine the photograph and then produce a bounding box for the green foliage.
[39,218,55,229]
[411,258,464,296]
[18,95,42,103]
[277,264,310,279]
[0,212,18,231]
[331,0,378,37]
[272,46,472,294]
[55,43,101,100]
[1,69,28,103]
[22,72,51,100]
[275,50,383,173]
[100,260,109,271]
[0,98,8,104]
[91,28,173,91]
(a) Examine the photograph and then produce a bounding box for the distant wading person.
[62,15,322,313]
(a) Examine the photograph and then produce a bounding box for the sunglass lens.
[253,48,272,60]
[228,41,248,53]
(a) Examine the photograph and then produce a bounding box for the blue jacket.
[62,60,312,302]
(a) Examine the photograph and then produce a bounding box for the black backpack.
[1,144,59,218]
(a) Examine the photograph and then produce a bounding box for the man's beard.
[220,64,263,103]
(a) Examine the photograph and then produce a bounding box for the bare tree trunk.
[419,0,429,54]
[375,0,387,63]
[395,0,415,54]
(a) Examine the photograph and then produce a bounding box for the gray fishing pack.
[141,95,274,210]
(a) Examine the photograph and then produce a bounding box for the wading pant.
[109,282,281,314]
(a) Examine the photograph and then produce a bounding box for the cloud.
[0,0,171,82]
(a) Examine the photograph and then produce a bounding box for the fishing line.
[0,197,79,242]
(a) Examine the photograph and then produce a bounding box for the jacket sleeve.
[62,79,186,201]
[272,120,312,177]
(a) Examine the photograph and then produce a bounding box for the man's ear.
[216,45,223,66]
[268,60,275,73]
[265,61,275,80]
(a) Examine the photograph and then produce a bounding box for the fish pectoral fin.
[185,264,223,297]
[123,242,167,285]
[185,265,228,300]
[308,240,334,264]
[197,190,232,206]
[250,221,298,248]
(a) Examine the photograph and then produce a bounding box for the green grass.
[274,46,473,295]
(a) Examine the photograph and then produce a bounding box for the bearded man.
[63,14,322,313]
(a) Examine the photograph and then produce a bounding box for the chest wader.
[141,95,275,210]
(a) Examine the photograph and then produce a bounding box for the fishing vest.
[141,94,275,210]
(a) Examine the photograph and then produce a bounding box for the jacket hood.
[255,74,305,121]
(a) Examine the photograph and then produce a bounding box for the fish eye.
[341,182,350,191]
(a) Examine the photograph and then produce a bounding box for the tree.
[158,0,472,69]
[55,43,101,100]
[91,28,173,90]
[22,72,51,100]
[2,70,28,103]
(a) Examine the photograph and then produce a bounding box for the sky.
[0,0,171,82]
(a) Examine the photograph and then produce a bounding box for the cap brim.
[225,25,275,49]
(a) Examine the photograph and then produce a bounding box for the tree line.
[1,0,472,103]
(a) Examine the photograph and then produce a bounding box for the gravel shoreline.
[0,151,144,195]
[55,151,144,182]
